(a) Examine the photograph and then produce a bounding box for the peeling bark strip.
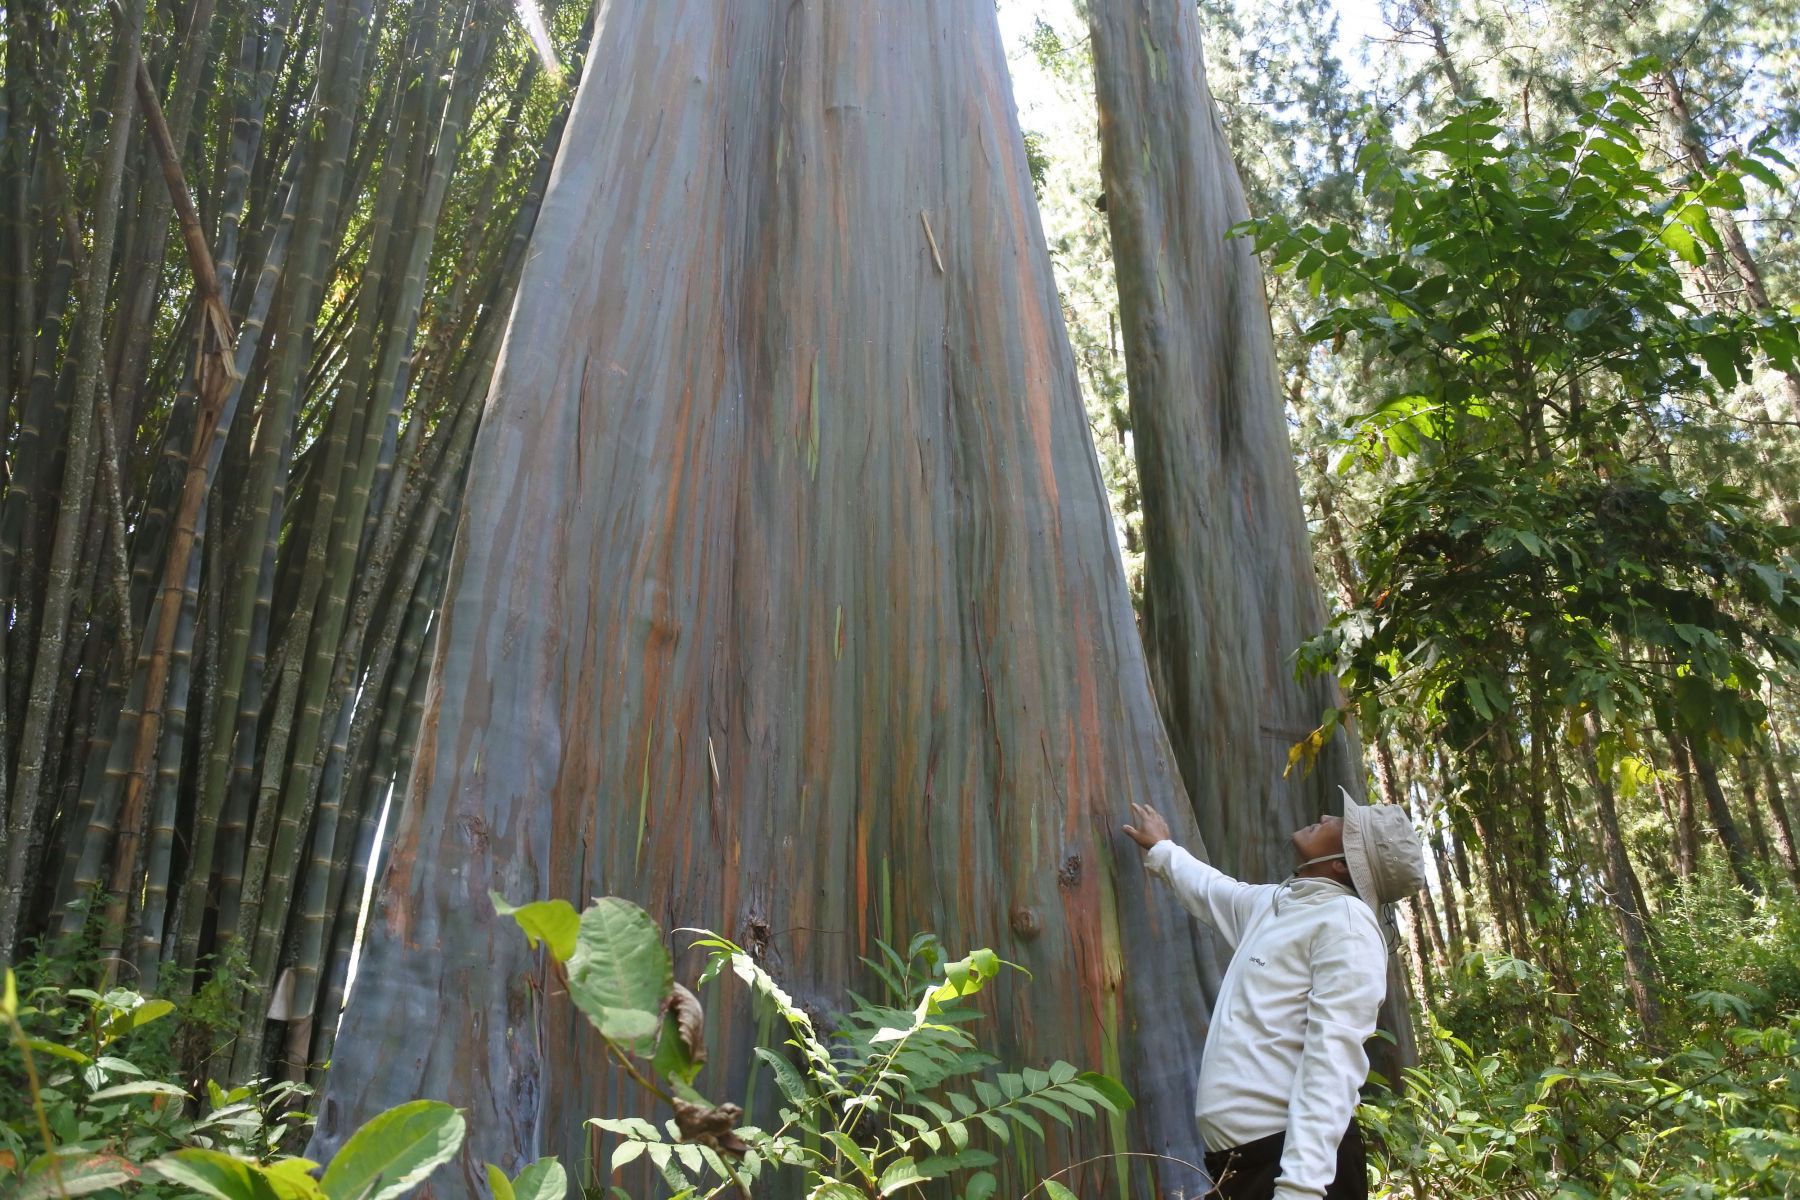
[316,3,1217,1193]
[1086,0,1414,1065]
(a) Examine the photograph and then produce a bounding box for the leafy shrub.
[1,968,546,1200]
[1654,865,1800,1025]
[493,893,1133,1199]
[3,918,251,1098]
[1366,978,1800,1197]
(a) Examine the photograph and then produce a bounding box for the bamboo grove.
[0,0,585,1082]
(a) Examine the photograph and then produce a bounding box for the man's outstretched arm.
[1123,802,1269,947]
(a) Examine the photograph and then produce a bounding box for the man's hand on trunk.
[1122,802,1171,851]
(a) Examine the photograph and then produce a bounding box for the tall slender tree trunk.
[1662,69,1800,525]
[1759,756,1800,889]
[1085,0,1414,1072]
[1407,0,1466,96]
[315,5,1217,1195]
[1581,716,1663,1043]
[1086,0,1363,879]
[1666,727,1703,877]
[1690,740,1761,895]
[1433,830,1465,959]
[1737,756,1774,867]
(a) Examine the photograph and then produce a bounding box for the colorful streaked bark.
[315,3,1221,1194]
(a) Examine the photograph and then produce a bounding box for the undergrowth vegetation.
[1367,869,1800,1197]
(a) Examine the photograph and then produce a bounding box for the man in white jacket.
[1123,794,1426,1200]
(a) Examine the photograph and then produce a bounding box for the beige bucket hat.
[1339,787,1428,912]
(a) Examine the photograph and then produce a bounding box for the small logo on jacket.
[1248,955,1267,966]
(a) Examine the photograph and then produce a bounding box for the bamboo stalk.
[228,0,379,1077]
[93,55,246,975]
[0,0,147,956]
[109,0,221,442]
[171,159,306,983]
[281,1,493,1040]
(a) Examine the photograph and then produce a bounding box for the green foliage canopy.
[1243,66,1800,758]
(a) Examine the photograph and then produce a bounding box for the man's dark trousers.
[1202,1122,1367,1200]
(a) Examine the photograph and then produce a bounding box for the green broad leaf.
[878,1156,928,1196]
[917,1150,997,1177]
[1698,335,1739,389]
[963,1171,998,1200]
[824,1132,876,1183]
[1706,170,1747,210]
[808,1179,867,1200]
[101,996,175,1044]
[915,1098,955,1124]
[17,1154,143,1199]
[1464,677,1495,720]
[93,1054,146,1076]
[566,898,672,1049]
[651,1007,703,1087]
[997,1073,1024,1100]
[1002,1106,1045,1140]
[486,1163,515,1200]
[319,1099,467,1200]
[491,893,581,961]
[1076,1071,1134,1112]
[611,1141,648,1171]
[588,1116,661,1140]
[27,1037,91,1064]
[900,1118,941,1153]
[501,1161,567,1200]
[1755,142,1795,171]
[647,1145,688,1193]
[1658,217,1703,265]
[1043,1182,1079,1200]
[1748,563,1786,605]
[150,1150,283,1200]
[89,1079,191,1102]
[1738,156,1783,189]
[754,1047,812,1106]
[1017,1094,1073,1128]
[923,948,1008,1014]
[262,1160,328,1200]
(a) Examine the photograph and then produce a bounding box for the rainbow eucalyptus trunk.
[315,2,1221,1193]
[1087,0,1358,883]
[1086,0,1414,1063]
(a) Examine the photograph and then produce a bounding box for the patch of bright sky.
[996,0,1412,121]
